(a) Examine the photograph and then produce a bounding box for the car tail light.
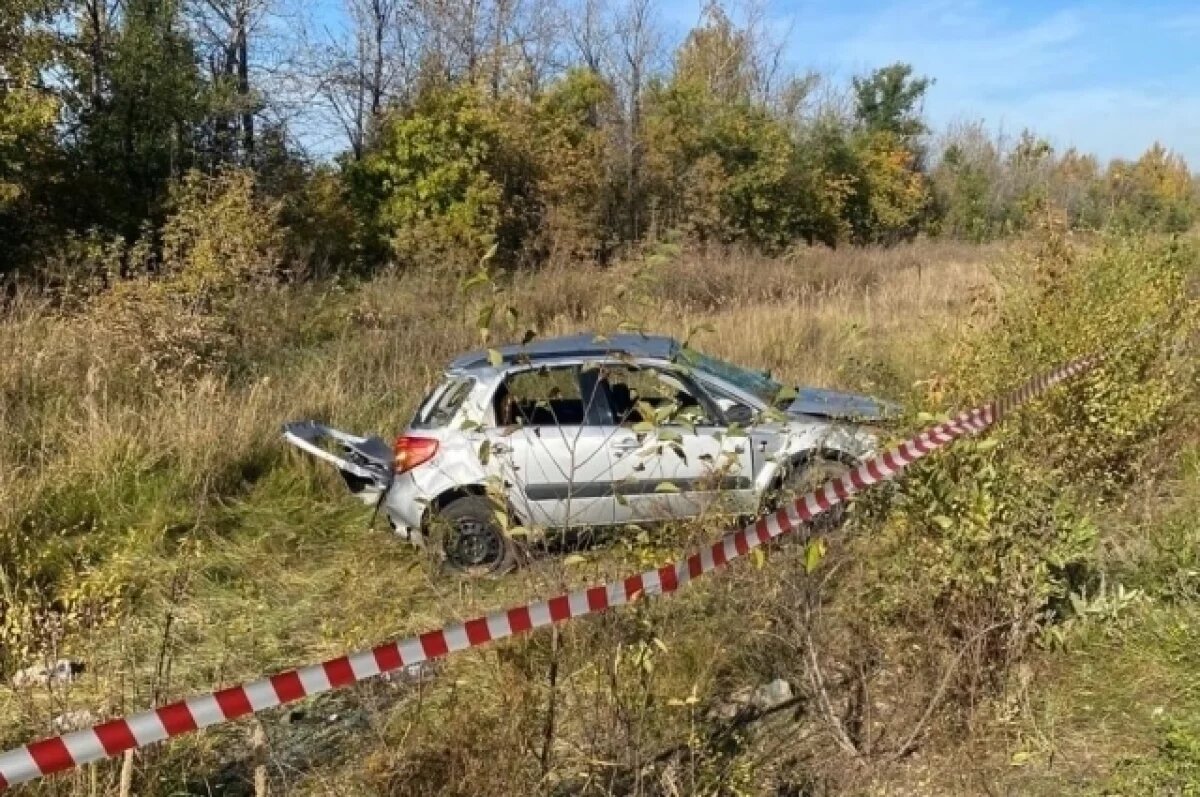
[393,435,439,473]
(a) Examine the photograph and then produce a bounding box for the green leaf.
[477,303,495,332]
[804,538,826,573]
[460,269,490,292]
[932,515,954,530]
[654,482,680,493]
[488,348,503,367]
[478,440,490,465]
[564,554,587,566]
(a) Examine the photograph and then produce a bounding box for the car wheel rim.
[447,518,503,569]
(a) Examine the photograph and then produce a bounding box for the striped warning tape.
[0,353,1100,790]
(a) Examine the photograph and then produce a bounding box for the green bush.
[348,85,538,270]
[948,229,1199,490]
[830,228,1199,716]
[279,166,362,276]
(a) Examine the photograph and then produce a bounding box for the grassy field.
[1,233,1197,795]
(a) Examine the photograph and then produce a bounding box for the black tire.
[428,495,517,577]
[774,455,853,534]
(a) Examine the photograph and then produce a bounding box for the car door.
[601,363,757,524]
[485,364,619,529]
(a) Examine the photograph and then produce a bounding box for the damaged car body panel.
[282,421,393,504]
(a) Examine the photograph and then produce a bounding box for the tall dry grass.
[0,238,1004,795]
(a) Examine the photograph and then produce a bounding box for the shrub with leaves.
[851,130,930,244]
[947,227,1199,489]
[348,85,537,270]
[90,168,282,382]
[795,227,1198,743]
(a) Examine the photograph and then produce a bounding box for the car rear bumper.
[383,471,428,543]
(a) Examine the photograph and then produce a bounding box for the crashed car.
[284,333,898,574]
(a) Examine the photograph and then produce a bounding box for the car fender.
[399,433,534,530]
[753,420,875,494]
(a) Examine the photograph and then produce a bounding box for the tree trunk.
[237,6,253,160]
[85,0,107,112]
[627,59,642,239]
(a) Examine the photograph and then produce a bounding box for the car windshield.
[676,346,784,406]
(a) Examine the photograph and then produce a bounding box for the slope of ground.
[1,234,1196,795]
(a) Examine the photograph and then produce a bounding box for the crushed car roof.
[450,333,680,370]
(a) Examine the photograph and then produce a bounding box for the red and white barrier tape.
[0,353,1099,790]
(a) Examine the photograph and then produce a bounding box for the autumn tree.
[1108,143,1196,232]
[1049,148,1104,229]
[529,68,620,261]
[347,85,538,268]
[643,6,803,250]
[852,130,929,244]
[0,0,63,267]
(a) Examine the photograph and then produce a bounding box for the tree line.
[2,0,1198,279]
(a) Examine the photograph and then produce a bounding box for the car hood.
[784,387,901,422]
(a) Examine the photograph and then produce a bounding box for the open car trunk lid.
[282,421,394,504]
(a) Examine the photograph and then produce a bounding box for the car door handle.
[612,440,640,454]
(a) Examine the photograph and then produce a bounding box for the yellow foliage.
[1130,143,1193,205]
[857,131,929,241]
[88,169,282,381]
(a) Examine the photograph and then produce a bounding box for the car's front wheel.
[772,455,854,534]
[428,495,517,577]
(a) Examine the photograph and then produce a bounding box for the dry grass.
[0,237,1038,795]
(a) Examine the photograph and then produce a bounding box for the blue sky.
[659,0,1200,164]
[303,0,1199,164]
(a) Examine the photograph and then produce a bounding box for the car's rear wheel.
[429,495,517,577]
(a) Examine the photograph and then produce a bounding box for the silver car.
[284,334,896,574]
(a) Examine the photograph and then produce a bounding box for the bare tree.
[189,0,275,162]
[415,0,485,83]
[564,0,610,74]
[735,0,791,105]
[502,0,562,99]
[307,0,410,160]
